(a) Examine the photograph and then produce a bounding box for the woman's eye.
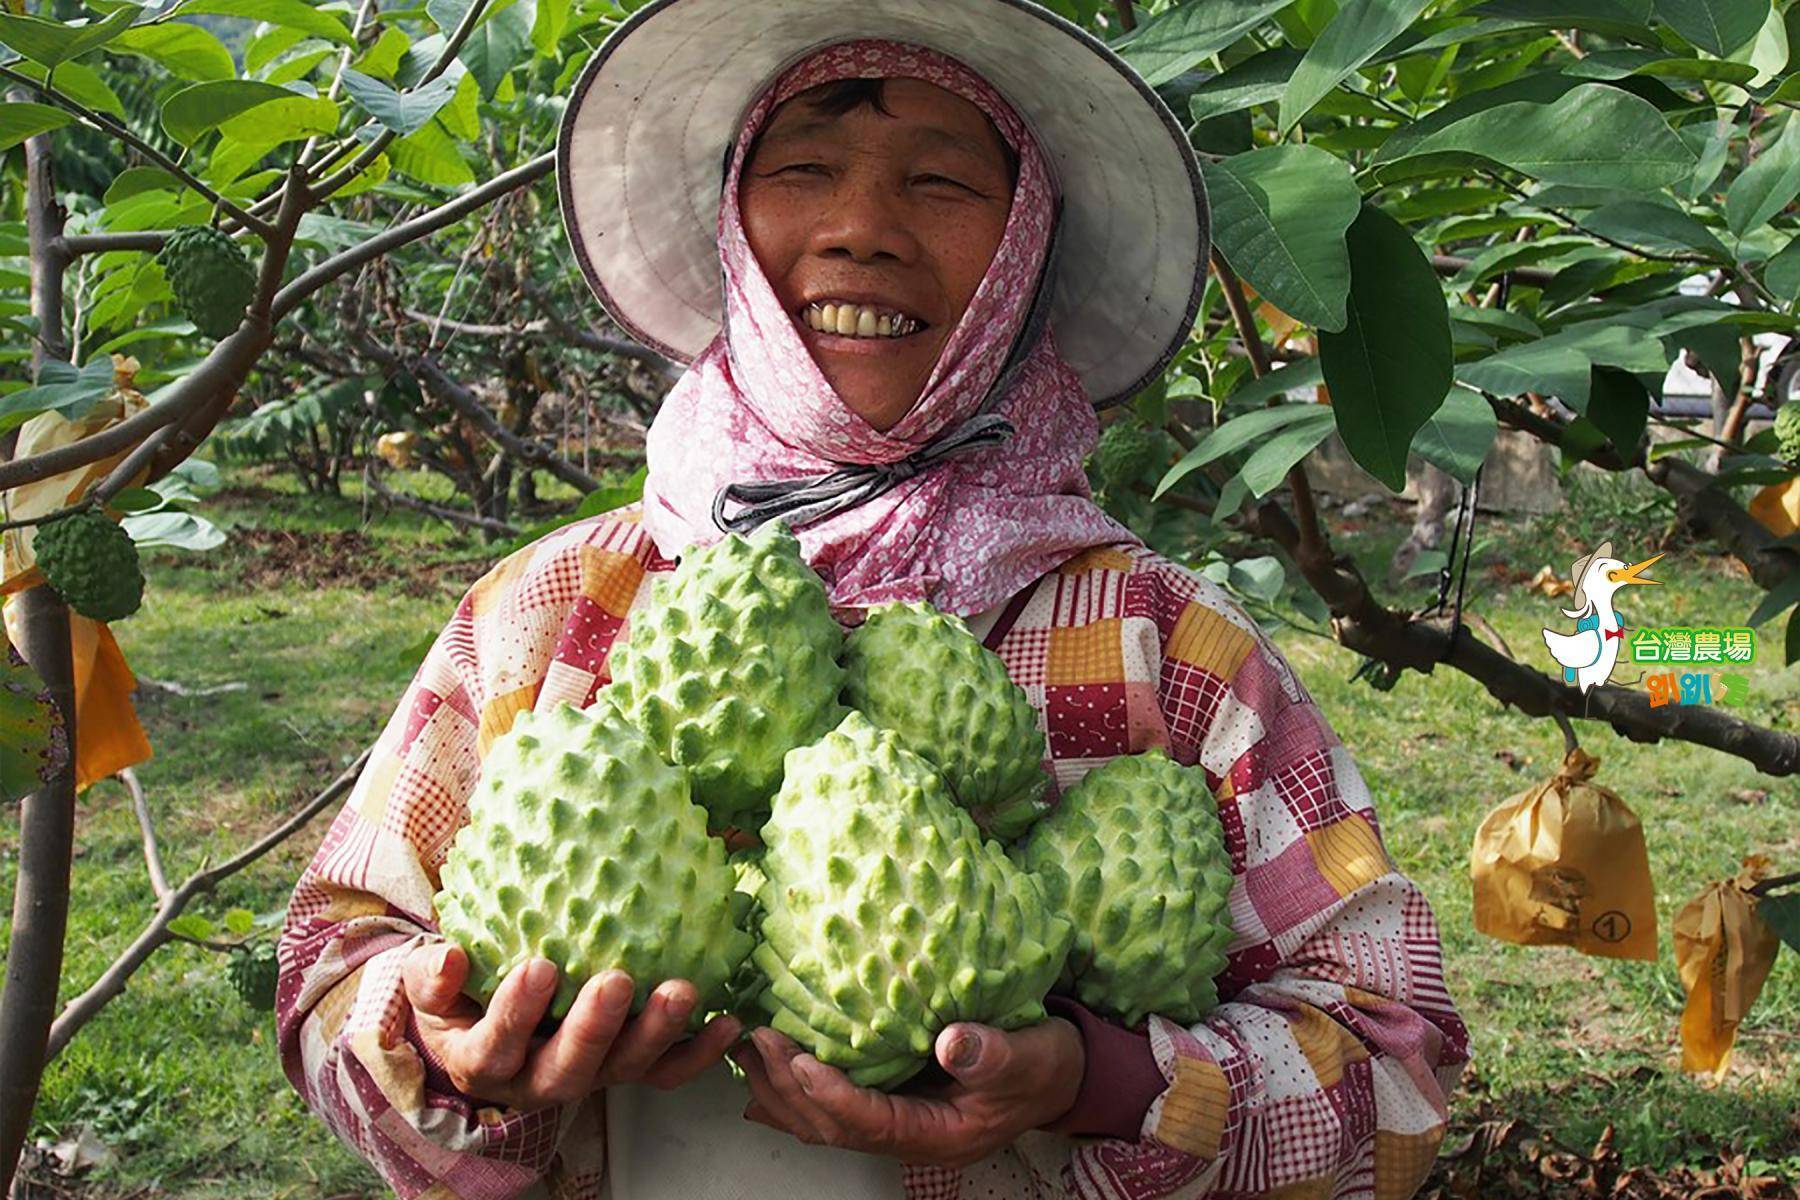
[775,163,826,176]
[916,174,971,190]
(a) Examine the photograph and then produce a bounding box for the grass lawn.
[2,459,1795,1197]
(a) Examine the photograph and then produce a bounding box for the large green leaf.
[339,68,459,136]
[1202,144,1360,332]
[1762,234,1800,299]
[1187,48,1301,121]
[1759,890,1800,953]
[216,94,339,144]
[173,0,354,45]
[112,23,235,81]
[0,101,71,150]
[531,0,569,55]
[1281,0,1434,133]
[1410,384,1497,483]
[353,26,412,79]
[388,118,475,185]
[1113,0,1292,88]
[1153,403,1326,498]
[8,59,125,118]
[0,644,65,807]
[1725,112,1800,238]
[1471,0,1659,43]
[1584,364,1651,457]
[1238,407,1339,495]
[1371,82,1694,189]
[0,357,116,433]
[1580,200,1732,260]
[1651,0,1769,56]
[121,510,225,551]
[161,79,293,144]
[0,4,138,69]
[459,0,534,97]
[1317,204,1452,492]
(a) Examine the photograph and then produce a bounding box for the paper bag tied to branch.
[1470,746,1657,961]
[1674,855,1782,1081]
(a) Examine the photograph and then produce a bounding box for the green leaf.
[1581,200,1732,260]
[1759,890,1800,953]
[1225,357,1325,408]
[0,645,64,807]
[110,486,165,513]
[1281,0,1434,133]
[166,914,215,941]
[1652,0,1769,56]
[531,0,569,55]
[0,357,115,433]
[112,23,235,81]
[339,67,459,136]
[388,118,474,185]
[437,67,478,139]
[1584,364,1651,458]
[216,94,339,144]
[1187,47,1301,121]
[0,101,71,151]
[1317,204,1453,492]
[223,907,256,936]
[1372,82,1695,189]
[1471,0,1659,43]
[0,4,138,69]
[1226,555,1287,603]
[354,26,411,79]
[1114,0,1292,88]
[244,23,307,75]
[1725,112,1800,237]
[459,0,533,97]
[121,510,225,552]
[1202,144,1361,332]
[161,79,294,144]
[1746,568,1800,628]
[1239,407,1338,495]
[1763,234,1800,300]
[1154,403,1325,499]
[7,59,125,118]
[1410,385,1497,483]
[173,0,354,45]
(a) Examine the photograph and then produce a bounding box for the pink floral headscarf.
[639,39,1138,616]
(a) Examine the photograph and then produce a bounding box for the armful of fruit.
[401,943,742,1111]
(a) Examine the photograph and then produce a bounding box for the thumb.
[403,940,468,1016]
[935,1022,1011,1087]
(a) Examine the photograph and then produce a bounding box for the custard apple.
[156,225,257,339]
[1091,422,1163,491]
[844,601,1049,840]
[432,701,755,1025]
[33,508,145,622]
[602,521,845,831]
[755,712,1072,1089]
[1014,750,1235,1027]
[227,942,279,1011]
[1775,403,1800,467]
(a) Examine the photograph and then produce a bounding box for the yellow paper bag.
[0,353,153,792]
[1469,745,1658,961]
[1673,855,1781,1081]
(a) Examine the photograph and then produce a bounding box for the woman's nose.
[804,169,920,264]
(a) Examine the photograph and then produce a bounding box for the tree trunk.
[1388,460,1457,587]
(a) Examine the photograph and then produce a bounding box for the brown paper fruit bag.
[1469,745,1657,961]
[1674,855,1782,1081]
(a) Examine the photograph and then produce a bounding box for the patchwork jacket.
[276,508,1471,1200]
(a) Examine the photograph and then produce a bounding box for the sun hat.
[555,0,1210,410]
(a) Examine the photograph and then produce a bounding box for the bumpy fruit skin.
[1014,750,1235,1027]
[1091,422,1162,491]
[227,942,279,1011]
[756,712,1073,1089]
[432,701,754,1026]
[602,521,846,831]
[33,509,145,622]
[156,225,257,339]
[844,601,1049,840]
[1775,403,1800,467]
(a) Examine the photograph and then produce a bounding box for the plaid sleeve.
[1060,557,1471,1200]
[275,511,661,1200]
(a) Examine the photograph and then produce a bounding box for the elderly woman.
[276,2,1470,1198]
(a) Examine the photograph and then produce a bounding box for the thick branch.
[42,750,371,1062]
[1648,456,1799,591]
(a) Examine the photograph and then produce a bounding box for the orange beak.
[1606,553,1663,586]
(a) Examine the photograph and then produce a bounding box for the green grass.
[2,460,1796,1197]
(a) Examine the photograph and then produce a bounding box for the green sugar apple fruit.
[1090,421,1163,491]
[756,712,1073,1089]
[227,942,279,1011]
[156,225,258,339]
[432,701,755,1026]
[33,508,145,622]
[1775,403,1800,466]
[843,601,1049,840]
[1014,749,1235,1027]
[602,521,845,831]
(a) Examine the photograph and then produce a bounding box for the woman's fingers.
[732,1040,816,1139]
[451,957,559,1101]
[515,969,635,1104]
[637,1013,742,1090]
[744,1029,842,1145]
[596,980,699,1084]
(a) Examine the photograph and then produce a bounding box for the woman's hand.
[731,1018,1085,1168]
[401,941,741,1112]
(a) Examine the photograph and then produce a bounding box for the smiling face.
[738,77,1017,433]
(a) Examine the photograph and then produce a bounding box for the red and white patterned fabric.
[639,39,1137,616]
[276,509,1471,1200]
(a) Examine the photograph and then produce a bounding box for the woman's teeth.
[802,302,922,339]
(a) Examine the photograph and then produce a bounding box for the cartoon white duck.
[1541,539,1663,693]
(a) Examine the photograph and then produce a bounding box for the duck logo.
[1540,540,1664,694]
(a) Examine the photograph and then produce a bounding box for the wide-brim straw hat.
[556,0,1209,409]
